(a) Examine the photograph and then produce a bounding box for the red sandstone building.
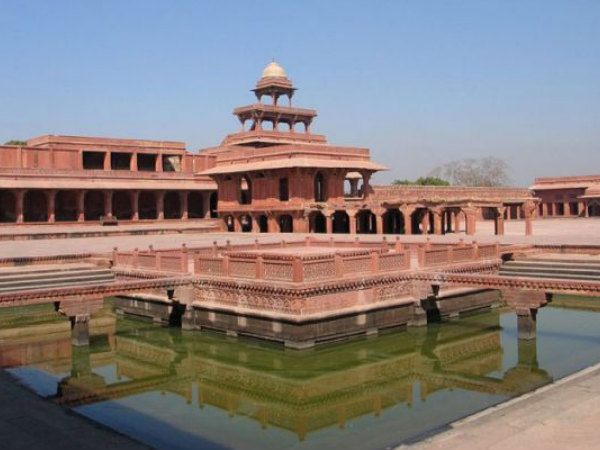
[531,175,600,218]
[0,62,541,235]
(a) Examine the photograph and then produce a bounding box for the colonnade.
[223,204,534,236]
[0,189,217,224]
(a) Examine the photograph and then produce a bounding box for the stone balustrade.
[418,240,500,267]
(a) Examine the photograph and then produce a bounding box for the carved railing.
[418,242,500,267]
[194,247,410,282]
[112,245,189,273]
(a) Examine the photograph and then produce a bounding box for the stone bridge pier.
[55,294,104,346]
[502,289,552,340]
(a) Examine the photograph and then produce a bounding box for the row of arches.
[0,189,218,223]
[222,208,466,235]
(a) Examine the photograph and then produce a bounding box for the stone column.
[180,191,188,220]
[251,215,259,233]
[202,192,210,218]
[348,210,357,234]
[104,191,113,218]
[267,215,278,233]
[130,152,138,171]
[495,207,505,235]
[401,206,415,235]
[523,201,535,236]
[578,201,586,217]
[233,216,242,232]
[516,308,537,340]
[155,153,163,172]
[374,209,384,234]
[156,191,165,220]
[350,179,358,197]
[70,315,90,346]
[432,210,443,235]
[421,210,430,235]
[131,191,139,221]
[295,215,309,233]
[47,190,56,224]
[463,208,477,235]
[103,152,111,170]
[541,202,548,217]
[325,212,333,234]
[453,212,461,233]
[15,190,24,224]
[76,191,85,222]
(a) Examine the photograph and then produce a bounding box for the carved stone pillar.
[432,209,443,235]
[421,210,430,235]
[495,207,505,236]
[131,191,139,221]
[47,190,56,224]
[76,190,85,222]
[523,201,536,236]
[180,191,188,220]
[268,215,278,233]
[374,208,385,234]
[104,190,113,217]
[347,210,357,234]
[463,207,477,236]
[251,215,259,233]
[156,191,165,220]
[401,206,415,235]
[453,211,461,233]
[15,190,24,224]
[324,212,333,234]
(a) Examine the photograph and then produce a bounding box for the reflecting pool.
[2,296,600,450]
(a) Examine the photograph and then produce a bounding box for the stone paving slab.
[399,362,600,450]
[0,371,150,450]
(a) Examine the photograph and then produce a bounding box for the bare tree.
[427,157,510,187]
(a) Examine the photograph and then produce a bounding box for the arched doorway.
[309,211,326,233]
[257,215,268,233]
[332,211,350,233]
[411,208,428,235]
[164,192,181,219]
[84,191,104,221]
[0,190,16,223]
[139,191,157,220]
[55,191,77,221]
[188,192,204,218]
[23,191,48,222]
[210,192,218,218]
[279,214,293,233]
[224,215,234,232]
[356,210,376,234]
[314,172,327,202]
[382,209,404,234]
[240,215,252,232]
[112,191,132,220]
[240,176,252,205]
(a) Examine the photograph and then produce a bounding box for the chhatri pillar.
[523,201,536,236]
[495,206,505,236]
[347,209,357,234]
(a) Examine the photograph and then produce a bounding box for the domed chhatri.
[262,61,287,79]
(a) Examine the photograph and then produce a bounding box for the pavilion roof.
[201,157,387,175]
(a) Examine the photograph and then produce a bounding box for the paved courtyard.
[0,218,597,259]
[400,362,600,450]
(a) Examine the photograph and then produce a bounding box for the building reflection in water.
[0,296,560,447]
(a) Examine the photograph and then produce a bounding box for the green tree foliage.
[392,177,450,186]
[3,140,27,146]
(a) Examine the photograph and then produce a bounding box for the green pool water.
[3,296,600,450]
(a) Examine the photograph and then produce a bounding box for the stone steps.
[0,264,115,293]
[499,258,600,282]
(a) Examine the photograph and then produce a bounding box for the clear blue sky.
[1,0,598,186]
